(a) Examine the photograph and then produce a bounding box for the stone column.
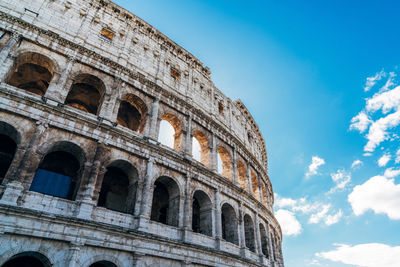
[268,225,275,262]
[182,174,192,242]
[45,56,75,102]
[239,203,246,256]
[132,252,146,267]
[185,113,192,157]
[66,242,82,267]
[232,147,238,185]
[254,213,262,257]
[149,97,160,140]
[210,133,217,172]
[247,162,253,194]
[137,157,154,230]
[214,187,222,249]
[0,33,20,82]
[99,77,122,122]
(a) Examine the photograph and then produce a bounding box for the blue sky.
[114,1,400,266]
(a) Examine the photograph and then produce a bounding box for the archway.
[30,141,85,200]
[116,94,148,133]
[98,160,138,214]
[65,74,105,115]
[150,176,180,227]
[244,214,256,252]
[221,203,238,245]
[192,130,210,166]
[237,161,248,190]
[217,146,232,180]
[89,261,117,267]
[251,172,260,200]
[259,223,269,257]
[0,122,19,183]
[192,190,212,236]
[2,252,51,267]
[158,113,183,151]
[7,52,55,96]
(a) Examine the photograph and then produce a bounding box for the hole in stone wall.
[251,172,260,200]
[98,167,129,213]
[2,251,51,267]
[89,261,118,267]
[100,28,114,43]
[217,146,232,180]
[7,52,55,96]
[221,203,238,245]
[0,122,18,183]
[218,101,224,115]
[158,113,183,151]
[244,214,256,252]
[117,94,148,133]
[65,74,105,115]
[237,161,248,191]
[192,130,210,166]
[192,190,212,236]
[259,223,269,257]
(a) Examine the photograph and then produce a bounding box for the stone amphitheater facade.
[0,0,284,266]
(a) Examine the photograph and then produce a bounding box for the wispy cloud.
[378,153,391,167]
[395,148,400,163]
[316,243,400,267]
[308,204,343,226]
[351,159,363,169]
[328,169,351,194]
[350,111,371,133]
[275,209,302,236]
[306,156,325,178]
[384,168,400,178]
[363,69,386,92]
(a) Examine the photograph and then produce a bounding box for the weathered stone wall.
[0,0,284,266]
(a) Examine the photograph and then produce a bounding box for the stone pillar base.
[76,200,95,219]
[0,181,24,205]
[136,215,149,231]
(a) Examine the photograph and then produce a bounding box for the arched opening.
[150,176,180,227]
[221,203,238,245]
[218,101,224,115]
[97,160,138,214]
[116,94,148,133]
[2,251,51,267]
[244,214,256,252]
[6,52,55,96]
[158,113,183,151]
[192,130,210,166]
[237,161,248,191]
[217,146,232,180]
[262,183,268,206]
[0,122,19,184]
[89,261,118,267]
[192,190,212,237]
[30,142,85,200]
[251,172,260,200]
[65,74,105,115]
[259,223,269,257]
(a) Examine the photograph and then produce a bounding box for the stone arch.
[192,190,213,237]
[150,176,181,227]
[29,141,86,200]
[117,94,148,133]
[259,222,269,257]
[0,122,20,183]
[6,52,56,96]
[237,161,248,190]
[89,261,118,267]
[251,172,260,200]
[65,73,106,115]
[97,160,139,214]
[261,183,268,206]
[244,214,256,252]
[192,130,210,166]
[217,146,232,180]
[158,113,183,151]
[1,251,52,267]
[221,202,238,245]
[82,254,123,267]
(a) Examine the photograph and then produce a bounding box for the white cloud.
[366,86,400,114]
[308,204,343,226]
[275,209,302,236]
[306,156,325,178]
[395,148,400,163]
[384,168,400,178]
[351,159,363,169]
[364,110,400,152]
[350,111,372,133]
[348,175,400,220]
[324,210,343,226]
[378,153,391,167]
[328,169,351,194]
[364,69,386,92]
[316,243,400,267]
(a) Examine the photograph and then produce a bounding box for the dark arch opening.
[7,52,55,96]
[150,176,180,227]
[192,190,212,237]
[259,223,269,257]
[221,203,238,245]
[244,214,256,252]
[30,142,85,200]
[117,94,148,133]
[89,261,117,267]
[0,134,16,183]
[2,252,51,267]
[65,74,105,115]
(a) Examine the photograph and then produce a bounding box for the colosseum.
[0,0,284,266]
